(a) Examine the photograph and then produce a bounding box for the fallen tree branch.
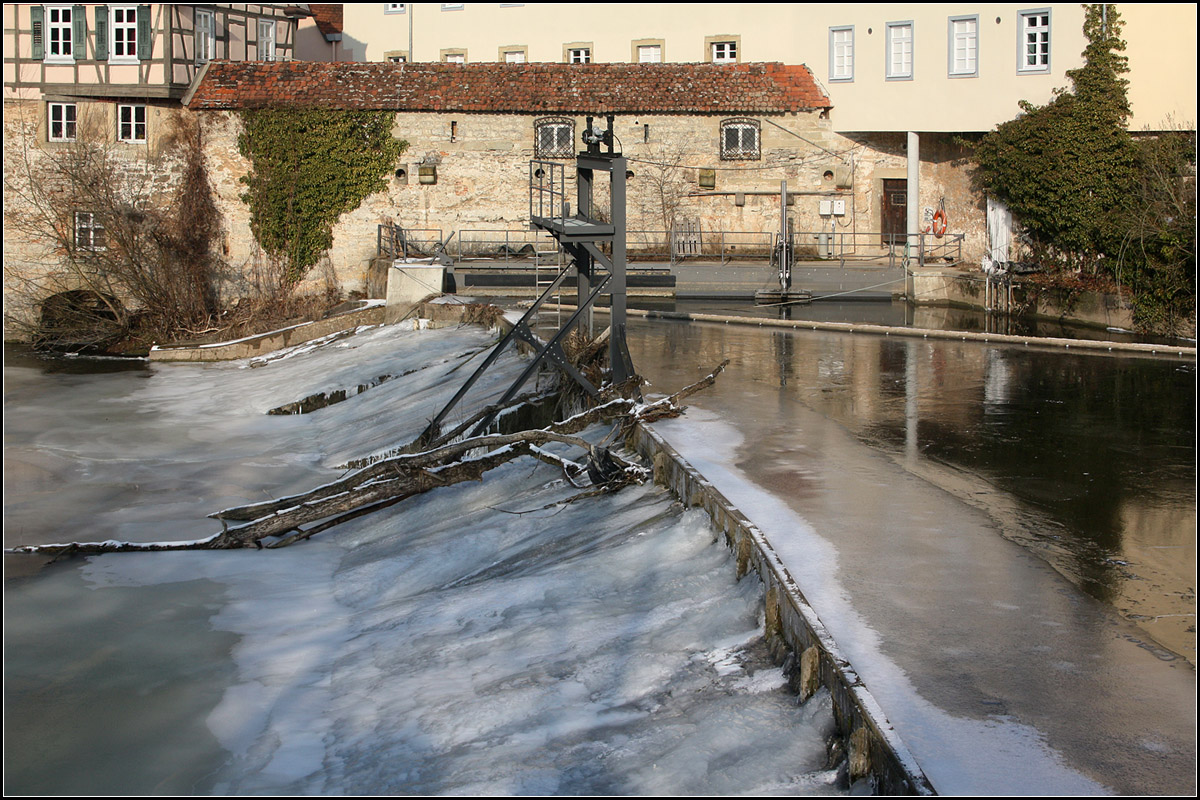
[6,361,728,558]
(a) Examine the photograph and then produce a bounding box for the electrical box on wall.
[819,199,833,216]
[832,199,846,216]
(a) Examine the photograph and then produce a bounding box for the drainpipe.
[906,131,919,299]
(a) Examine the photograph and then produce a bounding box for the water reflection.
[627,316,1196,663]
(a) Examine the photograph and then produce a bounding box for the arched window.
[721,118,760,161]
[534,117,575,159]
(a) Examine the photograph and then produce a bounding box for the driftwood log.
[6,361,727,559]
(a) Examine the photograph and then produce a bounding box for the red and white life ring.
[931,208,948,238]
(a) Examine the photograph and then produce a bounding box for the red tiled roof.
[307,4,343,38]
[185,61,831,114]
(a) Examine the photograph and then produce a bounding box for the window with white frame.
[111,7,139,61]
[118,104,146,142]
[887,21,913,79]
[45,6,74,62]
[721,118,760,161]
[711,41,737,63]
[1018,10,1051,72]
[442,50,466,63]
[48,102,77,142]
[569,47,590,63]
[195,9,215,65]
[384,4,406,13]
[534,117,574,159]
[385,50,408,63]
[258,19,276,61]
[637,44,661,63]
[949,16,978,76]
[504,50,526,63]
[75,212,105,251]
[829,26,854,81]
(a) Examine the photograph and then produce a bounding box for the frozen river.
[622,309,1196,794]
[4,325,842,795]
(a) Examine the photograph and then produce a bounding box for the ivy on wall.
[238,108,407,285]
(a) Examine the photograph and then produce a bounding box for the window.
[195,9,215,65]
[75,212,105,251]
[441,49,466,63]
[829,26,854,82]
[1018,9,1051,73]
[569,47,590,64]
[118,104,146,142]
[384,3,406,13]
[632,39,664,63]
[110,7,138,61]
[949,16,978,77]
[886,22,913,79]
[258,19,276,61]
[535,117,574,159]
[502,47,527,63]
[48,102,77,142]
[385,50,409,63]
[711,41,737,63]
[721,118,760,161]
[45,5,74,62]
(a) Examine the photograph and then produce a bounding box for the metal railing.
[377,223,445,260]
[379,224,965,269]
[529,159,569,227]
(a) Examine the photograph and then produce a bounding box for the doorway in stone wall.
[881,178,907,247]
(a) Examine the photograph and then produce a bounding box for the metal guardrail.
[377,223,444,260]
[380,223,965,269]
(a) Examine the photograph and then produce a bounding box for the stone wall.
[5,100,994,339]
[2,98,193,339]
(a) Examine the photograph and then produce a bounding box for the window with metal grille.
[721,118,760,161]
[1019,10,1050,72]
[535,117,575,159]
[75,212,105,251]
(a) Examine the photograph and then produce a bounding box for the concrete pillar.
[906,131,919,298]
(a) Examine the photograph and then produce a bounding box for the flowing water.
[3,327,843,795]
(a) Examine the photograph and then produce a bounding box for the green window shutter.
[72,5,86,60]
[136,6,151,60]
[30,6,44,60]
[94,5,108,61]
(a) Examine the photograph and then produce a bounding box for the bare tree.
[3,105,223,350]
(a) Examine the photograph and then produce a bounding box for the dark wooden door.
[882,178,907,246]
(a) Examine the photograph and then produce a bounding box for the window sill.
[109,57,141,65]
[43,57,75,66]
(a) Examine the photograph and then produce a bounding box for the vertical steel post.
[610,155,629,383]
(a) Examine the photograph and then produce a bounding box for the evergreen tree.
[972,4,1137,270]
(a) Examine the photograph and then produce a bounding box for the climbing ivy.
[971,5,1137,270]
[238,108,407,285]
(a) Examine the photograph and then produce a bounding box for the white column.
[906,131,919,297]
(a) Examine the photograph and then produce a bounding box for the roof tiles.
[186,61,831,115]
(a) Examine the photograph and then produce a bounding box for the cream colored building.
[334,3,1195,133]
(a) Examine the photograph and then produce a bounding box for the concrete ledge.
[547,303,1196,359]
[149,303,387,362]
[628,421,936,795]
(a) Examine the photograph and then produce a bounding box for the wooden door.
[882,178,907,246]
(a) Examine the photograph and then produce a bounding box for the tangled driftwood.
[7,361,727,560]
